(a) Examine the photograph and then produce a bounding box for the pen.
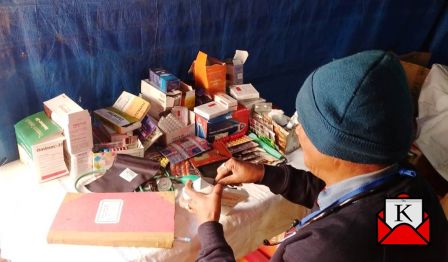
[248,133,282,159]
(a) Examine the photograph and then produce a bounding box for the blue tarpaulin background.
[1,0,447,163]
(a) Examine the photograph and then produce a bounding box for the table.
[0,150,309,262]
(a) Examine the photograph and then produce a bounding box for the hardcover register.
[47,192,175,248]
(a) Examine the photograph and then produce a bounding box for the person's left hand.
[180,180,224,225]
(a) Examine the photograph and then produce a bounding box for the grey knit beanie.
[296,50,413,164]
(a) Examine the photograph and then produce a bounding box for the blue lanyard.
[294,167,416,230]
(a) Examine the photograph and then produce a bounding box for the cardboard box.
[117,139,144,158]
[149,68,180,93]
[250,111,299,154]
[135,115,163,151]
[65,150,92,180]
[196,105,249,142]
[230,83,259,100]
[226,50,248,86]
[214,92,238,111]
[194,101,229,120]
[112,91,151,122]
[141,79,182,108]
[250,119,275,141]
[15,111,68,182]
[139,93,168,120]
[159,111,196,145]
[193,51,226,94]
[239,97,266,111]
[140,79,182,119]
[93,108,142,134]
[102,124,133,142]
[43,94,93,155]
[180,81,196,110]
[272,120,300,154]
[225,104,249,133]
[92,139,144,171]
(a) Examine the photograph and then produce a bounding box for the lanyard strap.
[294,167,416,230]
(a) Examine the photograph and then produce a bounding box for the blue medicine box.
[149,68,180,93]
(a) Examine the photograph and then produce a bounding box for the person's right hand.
[215,158,265,185]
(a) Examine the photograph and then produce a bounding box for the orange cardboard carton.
[193,51,226,94]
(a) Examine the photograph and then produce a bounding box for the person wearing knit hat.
[296,50,413,164]
[185,50,448,262]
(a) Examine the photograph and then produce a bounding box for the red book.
[47,192,175,248]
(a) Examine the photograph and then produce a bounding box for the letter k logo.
[395,204,413,222]
[377,195,430,245]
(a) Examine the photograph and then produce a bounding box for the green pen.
[248,133,283,159]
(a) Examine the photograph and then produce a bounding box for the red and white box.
[214,92,238,111]
[229,83,260,101]
[194,101,229,120]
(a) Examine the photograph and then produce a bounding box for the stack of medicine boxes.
[43,94,94,180]
[144,68,196,145]
[194,89,250,142]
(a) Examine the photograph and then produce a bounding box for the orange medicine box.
[193,51,226,94]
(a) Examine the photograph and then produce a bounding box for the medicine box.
[179,81,196,110]
[112,91,151,122]
[15,111,68,182]
[117,139,144,158]
[239,97,266,111]
[196,105,249,142]
[229,83,260,101]
[92,138,145,171]
[149,68,180,93]
[225,50,248,86]
[194,101,229,120]
[160,111,196,145]
[140,79,182,119]
[43,94,93,155]
[65,150,92,180]
[250,111,299,154]
[226,61,244,86]
[193,51,227,94]
[214,92,238,111]
[272,120,300,154]
[93,107,142,134]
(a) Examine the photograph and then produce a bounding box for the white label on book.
[119,168,139,182]
[95,199,123,224]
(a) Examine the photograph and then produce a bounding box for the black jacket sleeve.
[196,165,325,262]
[259,165,325,208]
[196,221,235,262]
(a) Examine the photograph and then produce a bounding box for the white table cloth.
[0,150,308,262]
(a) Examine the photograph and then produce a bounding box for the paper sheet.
[416,64,448,181]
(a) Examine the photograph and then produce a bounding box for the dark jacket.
[196,165,448,262]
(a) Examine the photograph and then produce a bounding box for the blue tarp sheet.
[1,0,447,163]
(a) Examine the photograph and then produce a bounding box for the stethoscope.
[263,166,416,246]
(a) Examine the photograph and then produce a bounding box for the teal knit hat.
[296,50,413,164]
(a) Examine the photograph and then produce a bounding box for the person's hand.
[180,180,224,225]
[215,158,265,186]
